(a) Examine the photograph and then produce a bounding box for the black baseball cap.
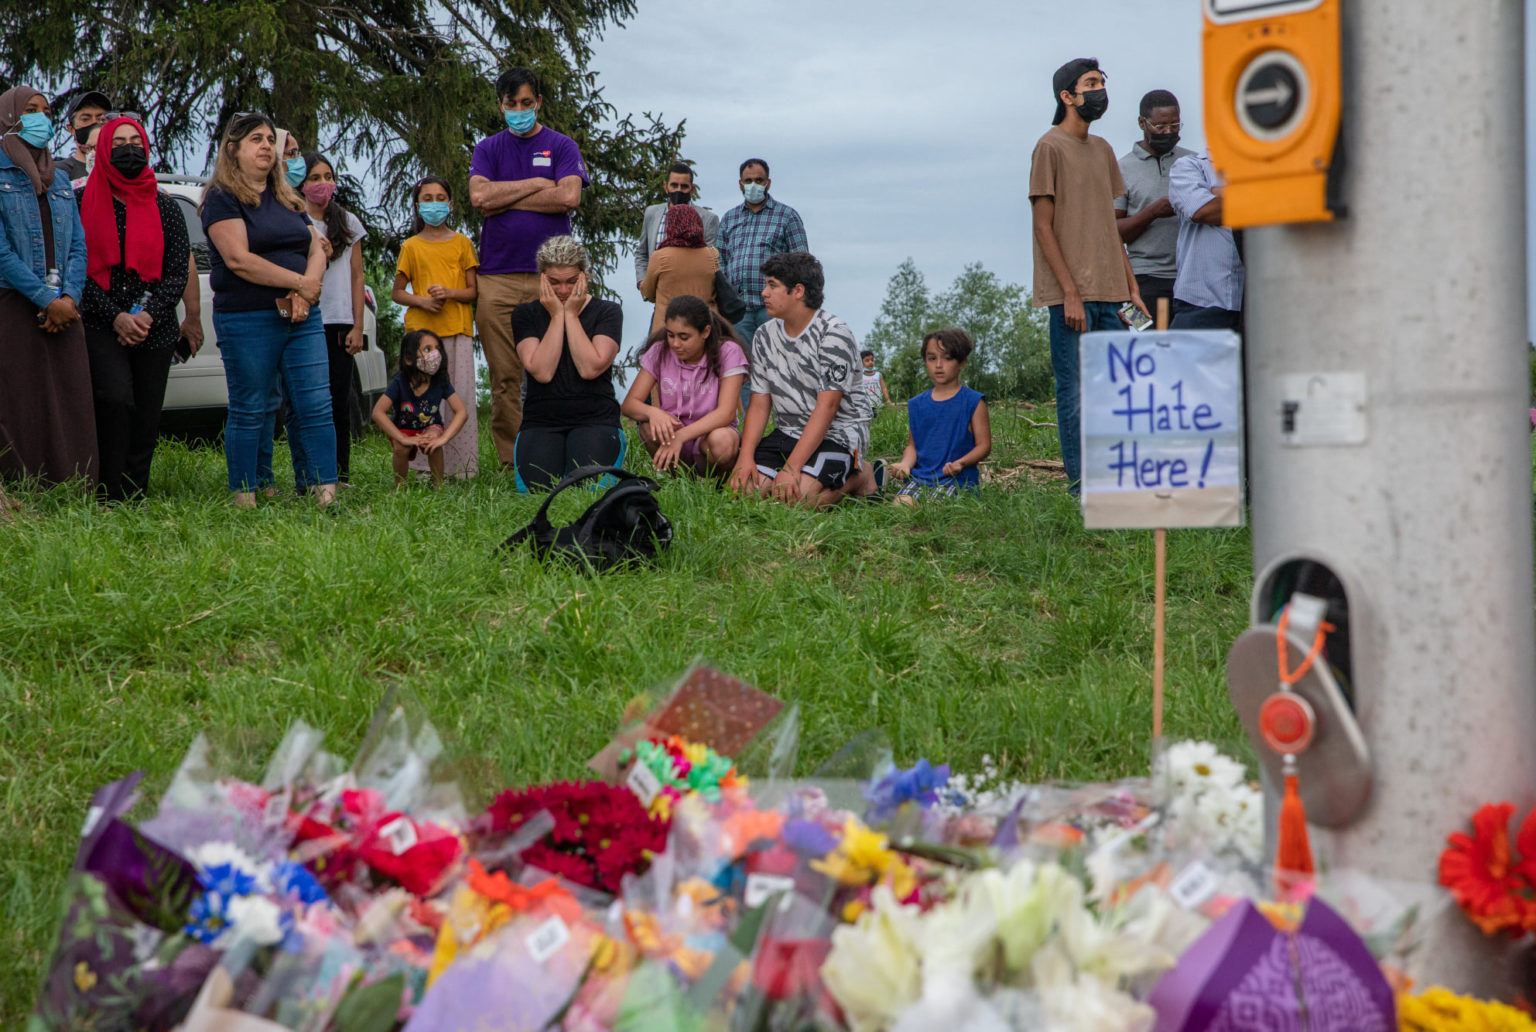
[1051,58,1101,126]
[65,90,112,123]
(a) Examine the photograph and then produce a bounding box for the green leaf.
[331,973,405,1032]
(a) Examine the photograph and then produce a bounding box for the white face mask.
[417,349,442,375]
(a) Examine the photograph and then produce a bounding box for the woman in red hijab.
[77,116,190,502]
[639,203,721,334]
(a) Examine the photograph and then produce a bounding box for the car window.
[173,196,212,272]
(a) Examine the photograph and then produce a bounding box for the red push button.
[1259,692,1316,755]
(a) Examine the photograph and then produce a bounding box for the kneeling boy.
[728,252,877,507]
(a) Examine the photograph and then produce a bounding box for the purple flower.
[782,819,837,857]
[197,862,258,898]
[864,759,952,821]
[274,861,327,905]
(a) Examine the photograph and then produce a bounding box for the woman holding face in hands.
[508,236,624,491]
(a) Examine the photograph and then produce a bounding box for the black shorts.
[754,428,854,491]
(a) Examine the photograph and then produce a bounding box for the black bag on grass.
[499,465,673,571]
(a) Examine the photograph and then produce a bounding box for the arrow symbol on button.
[1245,80,1293,107]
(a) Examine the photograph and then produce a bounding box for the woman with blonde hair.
[200,112,336,507]
[509,236,624,491]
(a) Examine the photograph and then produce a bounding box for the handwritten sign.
[1079,330,1244,529]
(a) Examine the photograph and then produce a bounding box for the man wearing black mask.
[56,89,111,180]
[1029,57,1147,493]
[1114,90,1193,310]
[635,162,718,288]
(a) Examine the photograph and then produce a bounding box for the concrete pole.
[1243,0,1536,990]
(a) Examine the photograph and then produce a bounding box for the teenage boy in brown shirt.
[1030,57,1148,493]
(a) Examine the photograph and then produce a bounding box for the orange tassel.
[1276,771,1315,886]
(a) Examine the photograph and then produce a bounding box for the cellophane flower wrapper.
[588,664,786,783]
[28,773,212,1032]
[405,868,606,1032]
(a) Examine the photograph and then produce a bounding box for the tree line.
[865,259,1054,403]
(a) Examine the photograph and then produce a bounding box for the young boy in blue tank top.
[890,329,992,504]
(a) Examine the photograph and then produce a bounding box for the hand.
[727,462,758,494]
[288,294,311,323]
[889,463,911,481]
[564,272,590,316]
[1130,292,1151,323]
[648,408,683,445]
[113,311,149,346]
[295,274,323,306]
[318,235,334,261]
[427,284,448,300]
[653,438,683,472]
[416,293,445,314]
[41,295,79,333]
[345,326,364,355]
[942,460,965,478]
[131,311,153,336]
[1152,196,1177,220]
[179,313,205,355]
[770,469,801,503]
[539,274,563,319]
[1063,293,1086,333]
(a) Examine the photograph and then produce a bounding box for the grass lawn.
[0,402,1254,1018]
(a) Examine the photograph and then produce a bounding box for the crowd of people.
[0,57,1239,514]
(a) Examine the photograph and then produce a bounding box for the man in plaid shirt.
[718,158,808,409]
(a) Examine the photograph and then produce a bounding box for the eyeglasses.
[225,111,272,134]
[107,111,142,123]
[1146,121,1183,133]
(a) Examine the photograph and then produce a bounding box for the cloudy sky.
[590,0,1210,356]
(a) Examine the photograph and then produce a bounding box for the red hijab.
[81,116,164,290]
[658,204,706,249]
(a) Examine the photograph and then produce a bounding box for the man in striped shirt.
[718,158,808,409]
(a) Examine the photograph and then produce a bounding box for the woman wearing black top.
[510,236,625,491]
[77,117,190,502]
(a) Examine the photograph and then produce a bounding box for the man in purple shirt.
[469,66,589,469]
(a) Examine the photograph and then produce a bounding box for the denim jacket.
[0,150,87,309]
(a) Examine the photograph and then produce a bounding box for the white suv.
[157,175,387,433]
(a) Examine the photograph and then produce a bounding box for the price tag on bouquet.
[378,816,419,855]
[626,761,663,807]
[525,915,572,964]
[744,874,797,908]
[1169,860,1221,909]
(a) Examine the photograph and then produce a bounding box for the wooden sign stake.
[1152,297,1170,741]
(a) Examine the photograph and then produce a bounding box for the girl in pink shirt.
[622,294,748,475]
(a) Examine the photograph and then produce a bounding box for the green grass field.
[0,404,1255,1017]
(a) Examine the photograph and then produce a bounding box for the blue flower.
[197,862,258,899]
[863,759,952,821]
[185,891,233,944]
[274,861,328,906]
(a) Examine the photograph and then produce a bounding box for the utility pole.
[1241,0,1536,989]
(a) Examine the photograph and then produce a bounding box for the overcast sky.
[591,0,1536,352]
[590,0,1209,356]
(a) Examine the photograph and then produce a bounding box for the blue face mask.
[742,182,767,205]
[419,201,451,226]
[504,107,537,135]
[285,156,306,186]
[17,112,53,149]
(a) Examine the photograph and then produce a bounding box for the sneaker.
[871,458,887,491]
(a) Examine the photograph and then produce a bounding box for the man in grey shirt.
[1114,90,1193,311]
[635,162,718,287]
[1168,152,1244,331]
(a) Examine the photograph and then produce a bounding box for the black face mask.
[109,145,148,179]
[1146,131,1180,156]
[667,190,692,206]
[1076,88,1109,123]
[75,125,95,148]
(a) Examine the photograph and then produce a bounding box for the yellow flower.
[1400,987,1536,1032]
[813,816,914,898]
[73,961,97,992]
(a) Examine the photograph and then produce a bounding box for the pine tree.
[1,0,685,282]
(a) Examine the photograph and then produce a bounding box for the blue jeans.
[735,305,772,412]
[1048,301,1124,492]
[214,307,336,493]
